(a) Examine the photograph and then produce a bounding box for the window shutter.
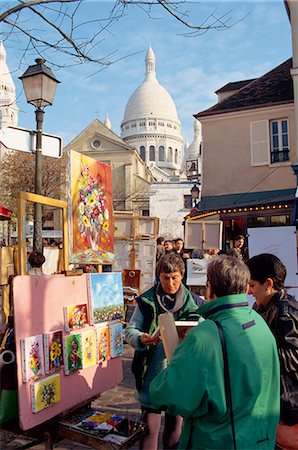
[250,120,270,166]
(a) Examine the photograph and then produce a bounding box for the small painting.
[81,329,97,369]
[63,333,83,375]
[31,373,61,413]
[87,273,124,324]
[21,335,45,382]
[44,330,64,373]
[64,304,88,332]
[109,322,123,358]
[95,324,110,363]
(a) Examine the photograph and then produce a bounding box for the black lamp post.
[191,184,200,208]
[19,59,60,252]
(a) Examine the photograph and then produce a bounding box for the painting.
[81,329,97,369]
[63,333,83,375]
[69,150,114,264]
[64,303,88,332]
[31,374,61,413]
[109,322,123,358]
[87,273,124,324]
[44,330,64,373]
[95,324,110,363]
[21,335,45,382]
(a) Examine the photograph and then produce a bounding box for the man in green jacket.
[150,255,280,449]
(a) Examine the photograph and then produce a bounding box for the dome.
[123,47,179,122]
[186,120,201,159]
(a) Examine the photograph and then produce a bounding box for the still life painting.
[81,329,97,369]
[63,333,83,375]
[109,322,123,358]
[31,373,61,413]
[87,273,124,324]
[95,324,110,363]
[21,334,45,382]
[44,330,64,373]
[69,150,114,264]
[64,303,88,332]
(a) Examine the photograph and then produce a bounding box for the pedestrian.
[164,240,174,254]
[150,255,280,449]
[156,236,165,263]
[27,251,45,275]
[125,253,201,450]
[247,253,298,448]
[228,234,245,259]
[174,238,190,286]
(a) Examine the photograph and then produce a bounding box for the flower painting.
[44,330,64,373]
[95,324,110,363]
[87,273,124,324]
[109,322,123,358]
[64,304,88,332]
[31,374,61,413]
[81,329,97,369]
[69,150,114,264]
[63,333,83,375]
[21,335,45,382]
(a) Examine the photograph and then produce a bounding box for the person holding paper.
[125,253,201,450]
[150,255,280,449]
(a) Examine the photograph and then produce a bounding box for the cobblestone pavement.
[0,344,143,450]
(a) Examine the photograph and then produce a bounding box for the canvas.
[21,335,45,382]
[69,150,114,264]
[63,333,83,375]
[95,324,110,363]
[44,330,64,373]
[64,304,88,332]
[31,374,61,413]
[109,322,123,358]
[87,273,124,324]
[81,329,97,369]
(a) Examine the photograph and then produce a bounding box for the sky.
[3,0,293,149]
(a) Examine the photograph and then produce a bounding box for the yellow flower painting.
[31,374,61,413]
[81,329,97,369]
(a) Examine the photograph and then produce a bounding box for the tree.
[0,149,67,222]
[0,0,237,69]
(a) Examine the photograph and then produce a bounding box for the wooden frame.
[17,192,69,275]
[114,214,159,240]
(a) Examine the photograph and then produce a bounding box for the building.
[0,41,18,130]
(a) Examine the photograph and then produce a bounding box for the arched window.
[149,145,155,161]
[175,149,178,164]
[140,146,146,161]
[168,147,173,162]
[159,146,165,161]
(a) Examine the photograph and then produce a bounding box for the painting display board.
[186,259,208,286]
[185,220,222,250]
[68,150,114,264]
[248,226,298,298]
[13,274,123,431]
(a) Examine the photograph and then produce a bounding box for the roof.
[195,58,293,118]
[215,79,256,94]
[198,189,295,211]
[0,205,12,221]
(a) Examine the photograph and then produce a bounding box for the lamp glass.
[22,73,58,107]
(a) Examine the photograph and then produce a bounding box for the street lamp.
[191,184,200,208]
[19,59,60,252]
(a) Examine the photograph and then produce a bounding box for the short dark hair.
[207,255,250,298]
[246,253,286,290]
[157,237,165,245]
[235,235,245,241]
[175,238,183,244]
[28,251,45,268]
[156,253,185,277]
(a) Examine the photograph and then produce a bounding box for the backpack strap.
[215,321,237,450]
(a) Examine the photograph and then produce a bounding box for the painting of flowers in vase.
[31,374,61,413]
[69,150,114,264]
[63,333,83,375]
[44,330,64,374]
[21,334,45,382]
[81,329,97,369]
[95,324,110,364]
[109,322,123,358]
[64,303,88,332]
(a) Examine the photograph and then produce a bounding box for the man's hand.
[140,333,160,346]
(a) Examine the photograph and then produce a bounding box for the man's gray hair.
[207,255,250,298]
[156,253,185,277]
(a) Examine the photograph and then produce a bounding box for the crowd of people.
[127,245,298,449]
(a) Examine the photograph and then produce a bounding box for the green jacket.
[150,294,280,449]
[125,284,200,408]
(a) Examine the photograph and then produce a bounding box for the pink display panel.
[13,274,123,430]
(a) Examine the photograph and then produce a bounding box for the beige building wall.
[200,103,296,197]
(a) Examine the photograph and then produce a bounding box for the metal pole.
[33,107,44,252]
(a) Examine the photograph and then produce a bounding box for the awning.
[199,188,295,212]
[0,205,12,221]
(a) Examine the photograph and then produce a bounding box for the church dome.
[186,120,201,159]
[123,47,178,122]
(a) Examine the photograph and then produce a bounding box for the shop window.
[247,216,266,227]
[270,214,291,226]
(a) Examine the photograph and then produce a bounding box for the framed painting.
[87,273,124,324]
[109,322,123,358]
[81,329,97,369]
[21,334,45,382]
[31,374,61,413]
[64,303,88,332]
[95,324,110,364]
[63,333,83,375]
[44,330,64,373]
[68,150,114,264]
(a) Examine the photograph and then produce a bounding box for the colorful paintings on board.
[95,325,110,363]
[87,273,124,323]
[64,303,88,332]
[21,335,45,382]
[81,329,97,369]
[31,374,61,413]
[68,150,114,264]
[44,330,64,373]
[109,322,124,358]
[63,333,83,375]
